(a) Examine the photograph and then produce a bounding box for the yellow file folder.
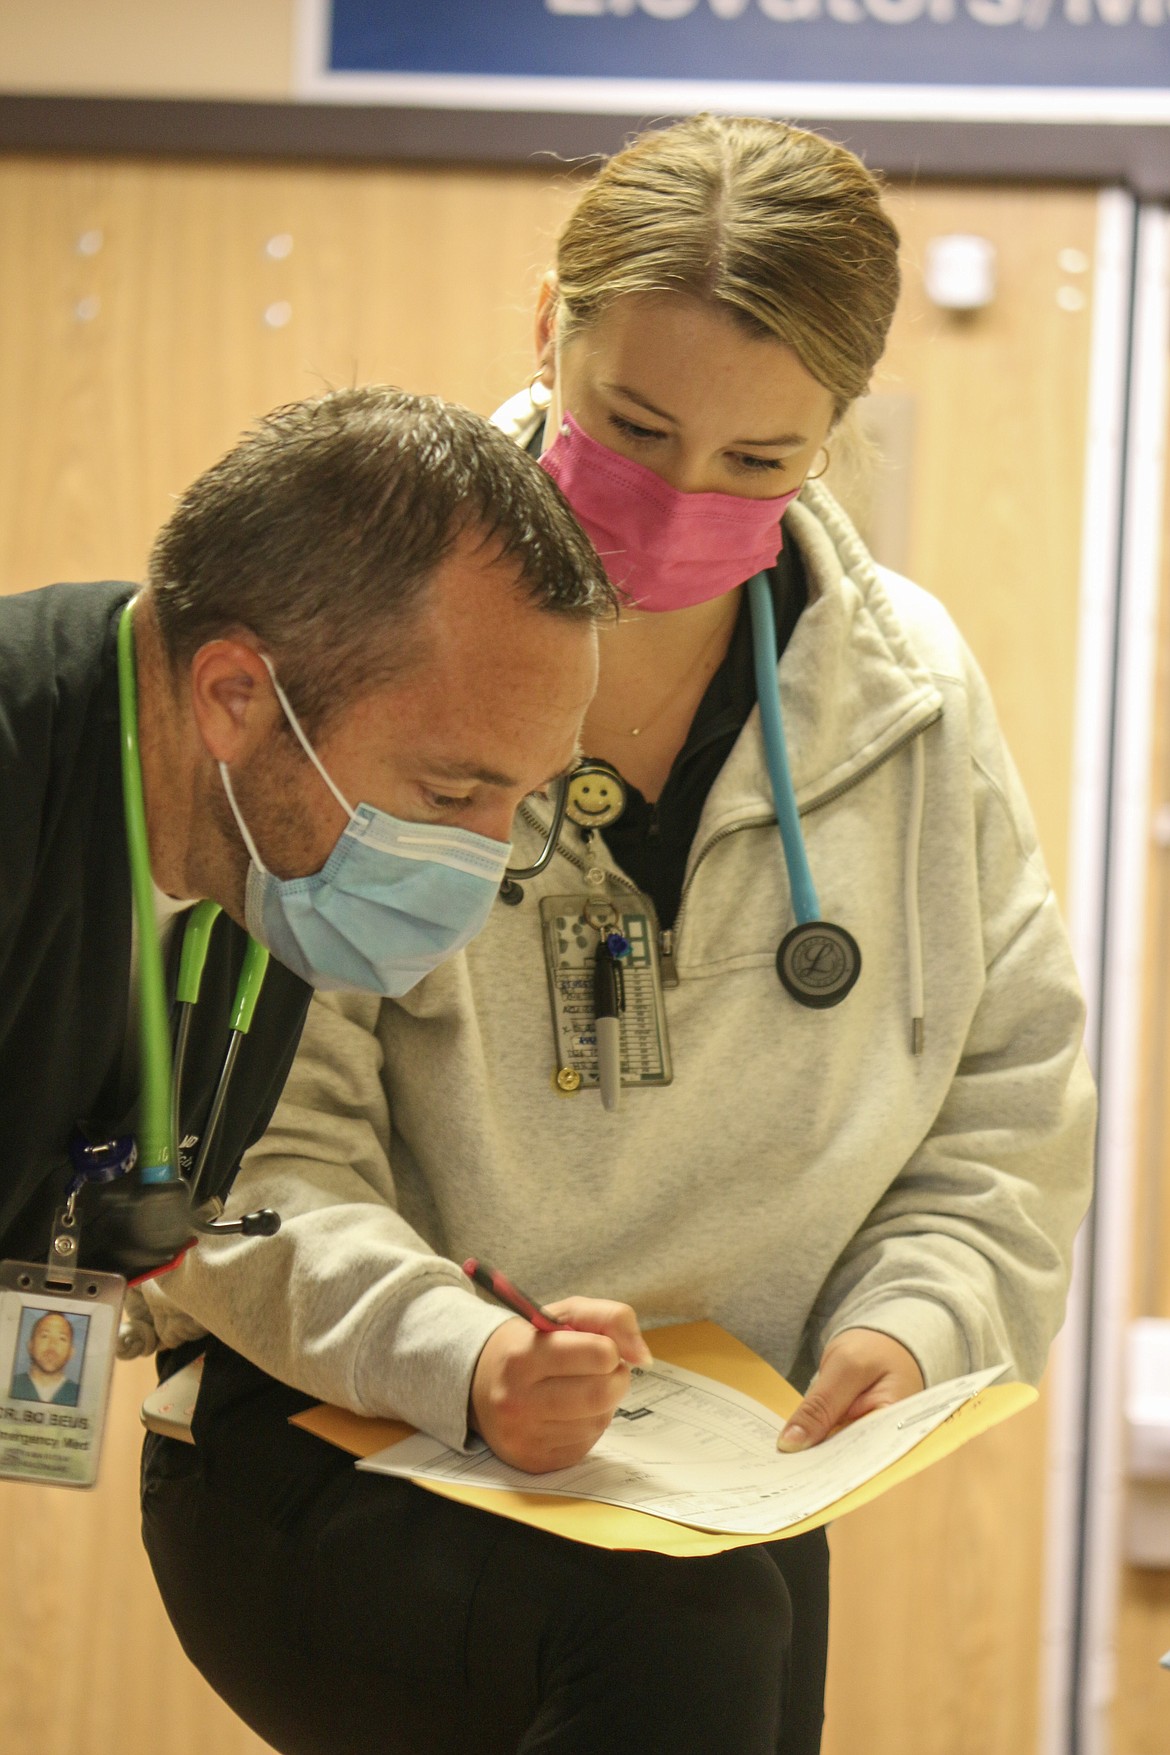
[291,1321,1035,1558]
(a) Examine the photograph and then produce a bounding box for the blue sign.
[321,0,1170,95]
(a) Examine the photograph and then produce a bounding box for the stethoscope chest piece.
[776,920,861,1010]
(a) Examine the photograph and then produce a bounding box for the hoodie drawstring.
[906,733,926,1055]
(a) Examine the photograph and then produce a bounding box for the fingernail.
[633,1342,653,1365]
[777,1423,809,1452]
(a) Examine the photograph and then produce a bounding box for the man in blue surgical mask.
[0,387,611,1281]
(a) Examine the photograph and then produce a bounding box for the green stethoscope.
[114,602,278,1231]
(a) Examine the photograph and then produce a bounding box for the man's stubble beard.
[208,727,326,907]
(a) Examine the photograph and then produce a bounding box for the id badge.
[540,893,673,1090]
[0,1253,124,1489]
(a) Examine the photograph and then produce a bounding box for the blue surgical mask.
[219,660,511,995]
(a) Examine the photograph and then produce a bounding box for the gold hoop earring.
[529,368,553,411]
[807,447,831,481]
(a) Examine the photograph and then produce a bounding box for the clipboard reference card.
[292,1322,1037,1557]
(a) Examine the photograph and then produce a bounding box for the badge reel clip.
[499,759,627,908]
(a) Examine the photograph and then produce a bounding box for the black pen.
[594,935,625,1113]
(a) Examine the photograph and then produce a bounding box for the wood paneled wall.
[0,156,582,594]
[0,156,1100,1755]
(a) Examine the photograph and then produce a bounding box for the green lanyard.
[116,601,269,1189]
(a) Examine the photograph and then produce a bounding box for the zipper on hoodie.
[517,702,941,984]
[669,705,943,964]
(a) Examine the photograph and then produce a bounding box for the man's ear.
[188,639,279,766]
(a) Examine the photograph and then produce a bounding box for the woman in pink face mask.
[534,292,831,812]
[532,270,832,812]
[140,118,1095,1755]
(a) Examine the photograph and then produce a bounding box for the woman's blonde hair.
[554,115,901,416]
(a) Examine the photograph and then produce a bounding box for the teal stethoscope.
[745,571,861,1007]
[72,604,281,1256]
[507,572,861,1009]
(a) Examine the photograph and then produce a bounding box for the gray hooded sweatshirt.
[139,411,1096,1453]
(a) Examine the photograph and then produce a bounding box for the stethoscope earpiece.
[776,921,861,1010]
[197,1207,281,1238]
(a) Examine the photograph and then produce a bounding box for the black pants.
[141,1342,830,1755]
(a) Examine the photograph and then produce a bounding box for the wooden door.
[824,183,1097,1755]
[0,157,1099,1755]
[1110,285,1170,1755]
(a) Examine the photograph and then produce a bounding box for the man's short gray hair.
[149,386,614,730]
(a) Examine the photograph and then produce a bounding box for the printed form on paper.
[357,1358,1005,1536]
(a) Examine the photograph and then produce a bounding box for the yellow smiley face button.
[564,761,628,830]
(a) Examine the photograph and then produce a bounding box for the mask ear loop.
[256,653,356,820]
[219,655,356,876]
[218,763,271,876]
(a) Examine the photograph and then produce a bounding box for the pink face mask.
[539,413,803,613]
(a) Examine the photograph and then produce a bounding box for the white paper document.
[358,1359,1005,1535]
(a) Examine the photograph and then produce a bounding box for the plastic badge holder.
[540,894,673,1090]
[0,1259,123,1488]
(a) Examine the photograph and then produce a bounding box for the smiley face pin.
[564,760,628,830]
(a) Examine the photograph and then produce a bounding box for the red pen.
[462,1258,569,1333]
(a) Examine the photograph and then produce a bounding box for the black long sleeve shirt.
[0,583,312,1272]
[596,543,807,929]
